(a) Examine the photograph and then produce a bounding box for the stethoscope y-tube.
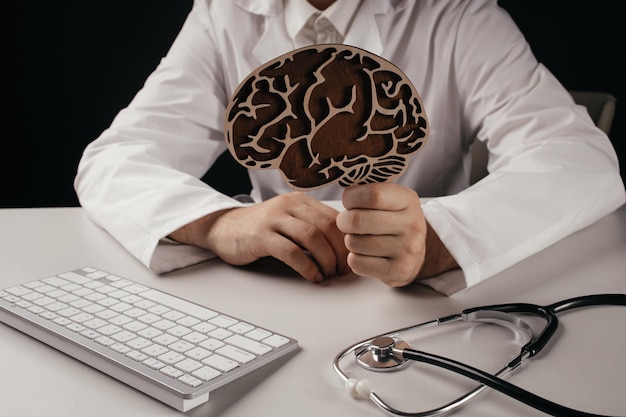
[333,294,626,417]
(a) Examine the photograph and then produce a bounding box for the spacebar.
[141,289,219,321]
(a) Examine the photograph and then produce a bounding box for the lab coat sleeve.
[74,1,244,273]
[421,0,625,294]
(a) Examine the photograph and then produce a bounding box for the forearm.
[168,208,235,251]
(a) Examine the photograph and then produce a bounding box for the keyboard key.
[191,322,216,334]
[112,330,137,343]
[185,347,211,361]
[244,328,272,341]
[153,319,176,331]
[66,323,86,333]
[58,294,81,304]
[137,327,163,340]
[58,271,91,284]
[47,289,68,298]
[225,334,272,355]
[70,312,94,323]
[96,336,115,347]
[137,313,161,324]
[202,354,238,372]
[110,343,131,354]
[123,321,147,332]
[162,310,186,322]
[178,374,202,388]
[142,344,169,357]
[46,302,68,312]
[124,308,147,318]
[182,332,208,344]
[95,309,119,320]
[158,351,185,365]
[192,366,221,382]
[177,316,201,327]
[229,322,255,334]
[52,317,72,326]
[216,345,256,364]
[6,286,32,296]
[209,315,238,328]
[169,340,194,353]
[160,366,183,379]
[27,305,45,314]
[83,318,108,330]
[126,350,148,362]
[123,284,149,295]
[22,292,44,302]
[166,325,192,338]
[198,338,225,351]
[208,328,233,340]
[61,283,81,292]
[98,324,123,336]
[80,329,100,339]
[110,302,133,313]
[143,358,165,370]
[34,285,56,294]
[57,307,81,317]
[263,335,290,348]
[84,304,106,314]
[126,337,152,350]
[41,276,71,287]
[33,296,55,307]
[174,358,202,373]
[153,333,179,346]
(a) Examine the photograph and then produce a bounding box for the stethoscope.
[333,294,626,417]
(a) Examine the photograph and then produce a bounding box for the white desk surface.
[1,204,625,417]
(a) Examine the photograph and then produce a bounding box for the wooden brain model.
[224,45,429,190]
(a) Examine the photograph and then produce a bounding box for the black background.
[6,1,625,208]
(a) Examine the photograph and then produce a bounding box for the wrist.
[416,222,459,279]
[168,208,235,249]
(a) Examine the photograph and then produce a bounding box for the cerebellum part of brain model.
[224,44,429,191]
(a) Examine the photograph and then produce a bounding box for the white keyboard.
[0,267,298,411]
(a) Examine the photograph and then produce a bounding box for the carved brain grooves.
[224,44,429,190]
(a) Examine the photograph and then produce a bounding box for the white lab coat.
[75,0,625,295]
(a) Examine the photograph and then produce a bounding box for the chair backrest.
[470,90,617,184]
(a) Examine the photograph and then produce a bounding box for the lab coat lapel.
[344,0,407,56]
[234,0,294,64]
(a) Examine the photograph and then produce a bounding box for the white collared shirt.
[284,0,361,47]
[75,0,624,295]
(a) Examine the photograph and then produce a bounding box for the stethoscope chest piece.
[356,336,412,372]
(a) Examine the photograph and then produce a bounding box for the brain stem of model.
[225,45,429,191]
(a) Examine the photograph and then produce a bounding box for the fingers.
[346,252,421,287]
[268,212,346,282]
[342,182,411,211]
[337,183,427,287]
[283,196,350,277]
[260,231,327,283]
[206,192,349,284]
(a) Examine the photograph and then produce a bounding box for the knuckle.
[390,259,419,285]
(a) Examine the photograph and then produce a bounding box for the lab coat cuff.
[421,201,478,294]
[149,238,218,274]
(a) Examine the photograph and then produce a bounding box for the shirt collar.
[284,0,362,42]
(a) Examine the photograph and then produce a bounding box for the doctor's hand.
[336,183,458,287]
[169,192,349,284]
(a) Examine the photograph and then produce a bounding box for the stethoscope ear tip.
[345,378,372,399]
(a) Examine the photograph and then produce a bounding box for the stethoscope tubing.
[401,348,613,417]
